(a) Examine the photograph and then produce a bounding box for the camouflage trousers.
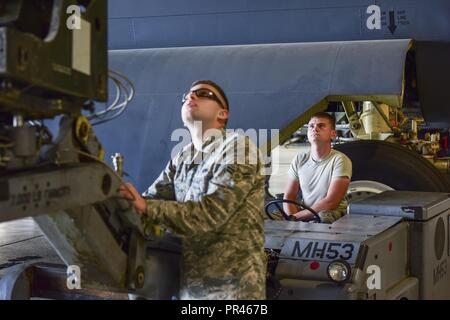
[266,200,347,223]
[318,209,346,224]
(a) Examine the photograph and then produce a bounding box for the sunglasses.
[182,88,225,109]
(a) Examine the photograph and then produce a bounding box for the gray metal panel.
[409,210,450,299]
[107,0,450,50]
[98,40,410,190]
[277,279,351,300]
[264,214,402,256]
[348,191,450,220]
[329,214,403,236]
[108,18,136,50]
[357,222,410,299]
[269,231,366,244]
[265,214,402,237]
[329,40,408,96]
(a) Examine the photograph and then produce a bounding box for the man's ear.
[331,129,337,140]
[218,109,229,120]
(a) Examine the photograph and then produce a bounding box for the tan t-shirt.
[288,149,352,208]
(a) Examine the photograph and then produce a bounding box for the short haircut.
[191,79,229,127]
[310,111,336,130]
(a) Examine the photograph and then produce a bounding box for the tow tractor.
[264,191,450,299]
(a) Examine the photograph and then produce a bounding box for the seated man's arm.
[283,177,301,215]
[294,177,350,220]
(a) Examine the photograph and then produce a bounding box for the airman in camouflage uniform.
[121,80,266,299]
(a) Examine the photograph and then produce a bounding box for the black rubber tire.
[334,140,450,192]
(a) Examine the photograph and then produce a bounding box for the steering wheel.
[265,199,321,223]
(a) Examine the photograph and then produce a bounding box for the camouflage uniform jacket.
[142,129,266,300]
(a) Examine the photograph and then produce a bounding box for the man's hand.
[119,182,147,214]
[292,209,314,221]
